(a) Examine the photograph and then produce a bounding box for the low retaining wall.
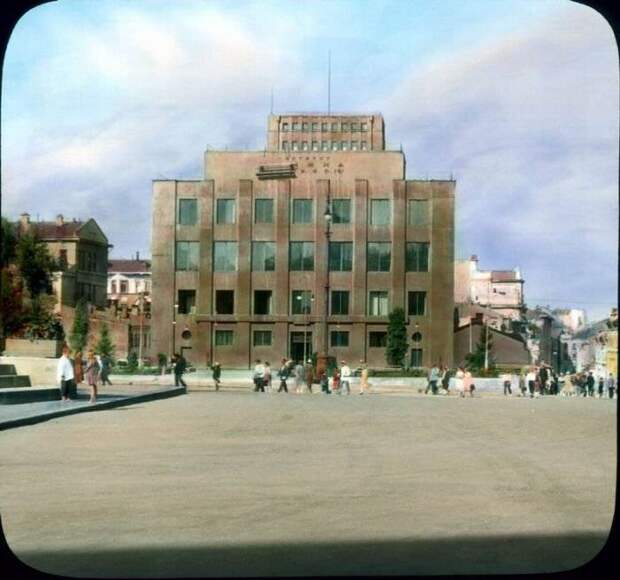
[0,356,57,387]
[3,339,62,358]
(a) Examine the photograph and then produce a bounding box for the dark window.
[292,290,313,314]
[330,331,349,347]
[282,122,289,132]
[58,249,68,270]
[253,330,272,346]
[213,242,237,272]
[216,199,236,224]
[331,291,349,315]
[292,199,313,223]
[302,122,309,131]
[412,331,422,342]
[111,281,117,294]
[408,291,427,315]
[369,331,387,347]
[321,122,328,131]
[341,122,349,132]
[255,199,274,223]
[406,242,430,272]
[312,122,319,131]
[215,330,234,346]
[252,242,276,271]
[332,199,351,223]
[411,348,423,367]
[215,290,234,314]
[254,290,273,315]
[176,242,199,271]
[331,122,339,131]
[367,242,391,272]
[120,280,128,293]
[178,290,196,314]
[178,199,198,226]
[289,242,314,271]
[329,242,353,271]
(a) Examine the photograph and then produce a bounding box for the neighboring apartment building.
[152,112,455,368]
[454,255,524,322]
[16,213,110,310]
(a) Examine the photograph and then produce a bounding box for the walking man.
[502,372,512,396]
[173,353,187,387]
[427,364,440,395]
[56,345,75,401]
[253,359,265,392]
[607,373,616,399]
[277,358,289,393]
[586,371,595,397]
[598,376,605,398]
[340,361,351,395]
[212,362,222,391]
[294,361,304,393]
[100,353,113,386]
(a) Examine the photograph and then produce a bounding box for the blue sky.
[2,0,617,321]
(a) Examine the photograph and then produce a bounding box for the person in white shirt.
[252,359,266,392]
[56,345,75,401]
[340,361,351,395]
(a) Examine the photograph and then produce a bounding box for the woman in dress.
[562,373,575,397]
[73,350,84,386]
[359,362,369,395]
[85,351,100,403]
[463,368,474,397]
[455,366,465,397]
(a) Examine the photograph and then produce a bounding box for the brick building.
[151,113,455,368]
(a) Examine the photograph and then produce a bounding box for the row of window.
[282,140,368,152]
[178,198,430,227]
[281,121,369,132]
[178,289,427,317]
[77,249,104,273]
[176,240,430,272]
[110,280,151,294]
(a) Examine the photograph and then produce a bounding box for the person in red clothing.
[331,369,341,393]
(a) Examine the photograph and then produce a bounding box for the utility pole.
[484,323,489,371]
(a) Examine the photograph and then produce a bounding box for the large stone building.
[151,113,455,368]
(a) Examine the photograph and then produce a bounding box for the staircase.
[0,364,60,404]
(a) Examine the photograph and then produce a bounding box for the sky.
[1,0,617,321]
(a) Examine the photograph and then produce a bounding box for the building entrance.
[290,331,312,364]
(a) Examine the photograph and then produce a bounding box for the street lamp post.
[138,290,144,368]
[172,302,179,357]
[317,194,332,377]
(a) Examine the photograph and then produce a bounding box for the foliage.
[386,307,408,367]
[465,324,496,374]
[1,218,16,267]
[369,368,428,377]
[15,232,55,297]
[127,351,139,371]
[23,294,65,341]
[95,323,115,359]
[157,352,168,369]
[0,267,25,338]
[69,298,90,352]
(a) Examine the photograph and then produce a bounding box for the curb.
[0,387,186,431]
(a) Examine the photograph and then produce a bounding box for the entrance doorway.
[290,331,312,364]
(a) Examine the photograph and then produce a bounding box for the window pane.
[292,199,313,224]
[255,199,274,223]
[361,122,368,131]
[252,242,276,271]
[408,291,427,316]
[369,291,389,316]
[351,122,359,131]
[312,141,319,151]
[253,330,272,346]
[408,200,430,226]
[406,242,430,272]
[302,122,309,131]
[332,142,339,151]
[292,290,313,314]
[312,122,319,131]
[332,199,351,224]
[371,199,391,225]
[290,242,314,271]
[321,141,329,151]
[341,122,349,131]
[411,348,423,367]
[329,242,353,271]
[176,242,199,271]
[367,242,391,272]
[330,331,349,347]
[321,123,328,131]
[178,290,196,314]
[282,141,289,151]
[282,123,289,132]
[302,141,309,151]
[215,330,234,346]
[331,122,338,131]
[178,199,197,225]
[216,199,235,224]
[369,331,387,347]
[361,141,368,150]
[213,242,237,272]
[215,290,234,314]
[331,291,349,315]
[254,291,272,315]
[341,141,348,150]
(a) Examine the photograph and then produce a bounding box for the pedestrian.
[332,368,341,393]
[277,358,289,393]
[551,371,559,395]
[320,371,330,394]
[463,368,473,398]
[606,373,616,399]
[99,353,113,386]
[294,361,304,393]
[340,361,351,395]
[56,345,75,401]
[73,350,84,386]
[518,369,527,397]
[359,362,369,395]
[539,364,549,394]
[561,373,573,397]
[597,376,605,398]
[253,359,265,392]
[264,361,272,392]
[440,366,451,395]
[586,371,595,397]
[304,359,314,394]
[526,367,536,398]
[212,362,222,391]
[85,350,100,403]
[455,366,465,397]
[427,364,440,395]
[502,372,512,396]
[173,353,188,387]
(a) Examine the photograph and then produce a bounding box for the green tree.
[127,351,138,371]
[0,268,25,339]
[15,232,55,297]
[69,298,90,352]
[465,324,496,375]
[386,307,408,367]
[1,218,16,267]
[95,322,115,359]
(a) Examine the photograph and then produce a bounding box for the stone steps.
[0,386,60,405]
[0,364,17,375]
[0,375,32,389]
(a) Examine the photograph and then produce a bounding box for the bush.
[368,368,428,378]
[127,351,138,371]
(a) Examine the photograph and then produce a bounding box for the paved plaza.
[0,391,615,576]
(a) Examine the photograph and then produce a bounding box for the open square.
[0,392,615,576]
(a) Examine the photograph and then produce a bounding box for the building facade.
[152,113,455,368]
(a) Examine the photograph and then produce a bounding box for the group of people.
[556,370,616,399]
[248,358,370,395]
[56,344,113,403]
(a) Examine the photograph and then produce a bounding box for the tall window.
[351,122,359,132]
[361,141,368,150]
[311,141,319,151]
[321,122,328,131]
[216,199,236,224]
[406,242,430,272]
[330,331,349,347]
[292,199,313,224]
[341,122,349,131]
[176,242,199,271]
[321,141,329,151]
[282,122,289,132]
[311,122,319,131]
[252,242,276,271]
[213,242,237,272]
[408,200,430,226]
[253,330,272,346]
[292,141,299,151]
[361,122,368,131]
[302,141,309,151]
[292,122,300,131]
[351,141,358,151]
[341,141,348,151]
[120,280,128,293]
[332,199,351,223]
[329,242,353,271]
[111,281,117,294]
[367,242,391,272]
[302,122,309,131]
[178,199,198,226]
[411,348,423,367]
[331,122,338,131]
[408,291,427,316]
[177,290,196,314]
[255,199,274,223]
[369,331,387,347]
[215,330,234,346]
[282,141,289,151]
[331,291,349,315]
[368,291,389,316]
[292,290,313,314]
[254,291,273,315]
[289,242,314,271]
[331,142,339,151]
[215,290,234,314]
[370,199,391,225]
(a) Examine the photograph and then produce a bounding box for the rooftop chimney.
[19,213,31,231]
[56,214,64,226]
